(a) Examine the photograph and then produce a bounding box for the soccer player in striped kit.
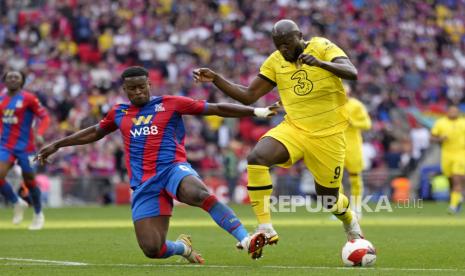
[0,70,50,230]
[37,66,278,262]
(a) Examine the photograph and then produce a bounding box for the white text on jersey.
[130,125,159,137]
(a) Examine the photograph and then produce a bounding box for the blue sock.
[28,186,42,214]
[157,241,186,258]
[0,180,18,204]
[202,195,248,242]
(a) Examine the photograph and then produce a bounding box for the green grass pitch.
[1,201,465,275]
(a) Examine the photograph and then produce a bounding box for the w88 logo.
[130,126,158,137]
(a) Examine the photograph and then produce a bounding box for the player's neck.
[132,101,149,107]
[7,89,21,96]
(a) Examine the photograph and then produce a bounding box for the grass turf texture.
[1,202,465,275]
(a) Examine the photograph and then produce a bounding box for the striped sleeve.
[167,96,207,115]
[98,106,118,132]
[27,93,50,136]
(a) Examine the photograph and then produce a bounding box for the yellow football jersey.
[345,97,372,150]
[259,37,349,137]
[431,117,465,155]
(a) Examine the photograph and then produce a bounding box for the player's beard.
[6,82,22,93]
[292,43,304,62]
[285,44,304,63]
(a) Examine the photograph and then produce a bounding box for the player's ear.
[121,81,127,93]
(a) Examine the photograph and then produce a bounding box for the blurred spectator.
[222,143,239,202]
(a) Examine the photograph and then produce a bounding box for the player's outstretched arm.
[298,55,358,80]
[204,102,279,118]
[35,125,108,165]
[430,135,447,143]
[193,68,274,105]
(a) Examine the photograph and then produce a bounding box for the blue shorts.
[0,146,36,173]
[131,162,200,222]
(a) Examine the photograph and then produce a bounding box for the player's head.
[2,70,26,92]
[447,105,460,120]
[271,19,305,62]
[121,66,151,106]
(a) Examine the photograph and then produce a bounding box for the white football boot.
[343,211,364,240]
[28,212,45,230]
[12,198,28,225]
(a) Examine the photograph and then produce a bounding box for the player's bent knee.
[177,177,212,207]
[24,178,37,188]
[193,189,211,206]
[315,183,340,210]
[140,242,164,259]
[247,151,270,166]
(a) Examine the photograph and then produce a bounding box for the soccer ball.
[341,239,376,267]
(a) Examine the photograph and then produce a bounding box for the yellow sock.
[450,191,463,208]
[332,193,353,225]
[247,164,273,225]
[349,173,363,213]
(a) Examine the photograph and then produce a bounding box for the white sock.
[258,223,273,230]
[181,242,189,256]
[240,236,249,249]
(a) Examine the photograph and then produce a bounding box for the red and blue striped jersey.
[0,91,50,151]
[99,95,207,187]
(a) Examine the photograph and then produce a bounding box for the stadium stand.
[1,0,464,204]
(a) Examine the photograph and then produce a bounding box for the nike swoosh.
[281,65,289,68]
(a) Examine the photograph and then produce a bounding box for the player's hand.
[254,102,281,118]
[193,68,216,83]
[34,144,59,166]
[298,54,322,67]
[269,101,282,112]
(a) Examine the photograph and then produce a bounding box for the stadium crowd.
[1,0,464,201]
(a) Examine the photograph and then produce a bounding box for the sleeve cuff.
[258,74,277,87]
[202,102,209,114]
[330,56,349,62]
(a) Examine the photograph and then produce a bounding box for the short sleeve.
[170,96,207,115]
[431,120,442,136]
[258,54,277,86]
[98,106,118,132]
[317,38,348,62]
[26,93,50,135]
[27,94,48,118]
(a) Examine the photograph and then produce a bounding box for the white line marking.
[0,257,87,266]
[1,257,464,272]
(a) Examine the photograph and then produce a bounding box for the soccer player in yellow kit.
[430,105,465,214]
[194,19,364,253]
[343,84,372,219]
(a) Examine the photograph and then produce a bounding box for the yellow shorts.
[344,144,363,174]
[263,120,345,188]
[441,155,465,177]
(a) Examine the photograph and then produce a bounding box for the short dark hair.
[121,66,149,81]
[2,70,27,87]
